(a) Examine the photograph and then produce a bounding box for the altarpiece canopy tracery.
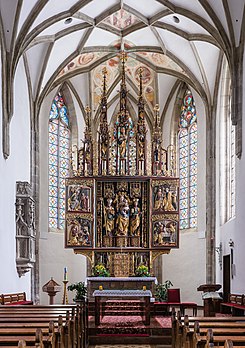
[65,52,179,277]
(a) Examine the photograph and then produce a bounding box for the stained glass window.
[178,91,197,229]
[49,93,70,229]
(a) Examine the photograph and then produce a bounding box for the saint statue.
[116,194,130,236]
[103,198,115,236]
[118,127,127,158]
[164,188,175,211]
[130,198,141,236]
[80,192,89,211]
[154,187,164,210]
[68,223,79,245]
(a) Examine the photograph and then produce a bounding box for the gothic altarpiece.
[65,53,179,277]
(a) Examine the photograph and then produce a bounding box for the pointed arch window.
[178,91,197,229]
[48,93,70,229]
[220,91,236,223]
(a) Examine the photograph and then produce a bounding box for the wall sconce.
[215,242,222,270]
[229,239,234,248]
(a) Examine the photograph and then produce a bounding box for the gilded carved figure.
[118,127,127,158]
[103,198,115,236]
[130,198,141,236]
[154,187,164,210]
[164,188,175,211]
[68,223,79,245]
[115,193,130,236]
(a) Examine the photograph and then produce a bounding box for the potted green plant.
[92,264,110,277]
[135,264,150,277]
[67,281,87,302]
[155,280,173,302]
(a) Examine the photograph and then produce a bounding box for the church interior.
[1,0,245,347]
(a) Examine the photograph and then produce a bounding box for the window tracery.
[48,93,70,229]
[178,91,198,229]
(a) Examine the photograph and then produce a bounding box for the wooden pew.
[192,323,245,348]
[0,303,88,348]
[172,311,245,348]
[1,292,33,305]
[0,308,69,348]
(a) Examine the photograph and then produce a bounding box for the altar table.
[93,289,152,326]
[87,277,157,301]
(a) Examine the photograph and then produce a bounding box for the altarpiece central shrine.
[65,53,179,278]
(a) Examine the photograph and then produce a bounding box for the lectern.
[197,284,222,316]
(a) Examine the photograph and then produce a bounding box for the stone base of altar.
[86,276,157,302]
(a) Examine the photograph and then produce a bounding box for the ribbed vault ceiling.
[0,0,244,127]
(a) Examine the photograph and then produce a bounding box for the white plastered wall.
[39,88,87,305]
[161,89,206,305]
[0,57,31,296]
[217,49,245,293]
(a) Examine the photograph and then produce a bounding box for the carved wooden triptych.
[65,176,179,251]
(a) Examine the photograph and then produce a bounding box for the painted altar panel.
[64,176,179,250]
[65,178,94,248]
[151,178,179,248]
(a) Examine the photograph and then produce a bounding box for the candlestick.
[64,267,68,281]
[62,280,69,305]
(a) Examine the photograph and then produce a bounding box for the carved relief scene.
[152,181,179,213]
[67,184,91,213]
[66,214,92,247]
[96,180,148,249]
[152,218,178,248]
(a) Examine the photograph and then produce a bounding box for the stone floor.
[89,345,171,348]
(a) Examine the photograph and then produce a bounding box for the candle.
[64,267,68,281]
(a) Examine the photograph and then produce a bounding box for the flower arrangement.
[67,281,87,301]
[135,264,150,277]
[155,280,173,302]
[92,263,110,277]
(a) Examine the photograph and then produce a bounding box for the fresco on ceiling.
[137,52,186,75]
[57,52,107,77]
[91,49,156,112]
[103,9,140,30]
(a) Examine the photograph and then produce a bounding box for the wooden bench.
[0,303,88,348]
[1,292,33,305]
[221,294,245,316]
[171,310,245,348]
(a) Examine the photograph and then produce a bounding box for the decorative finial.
[120,51,128,63]
[139,67,143,98]
[102,67,107,97]
[85,105,91,114]
[85,105,91,129]
[154,104,160,128]
[154,104,160,112]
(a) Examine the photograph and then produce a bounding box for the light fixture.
[215,242,222,270]
[173,16,180,24]
[64,18,73,25]
[229,239,234,248]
